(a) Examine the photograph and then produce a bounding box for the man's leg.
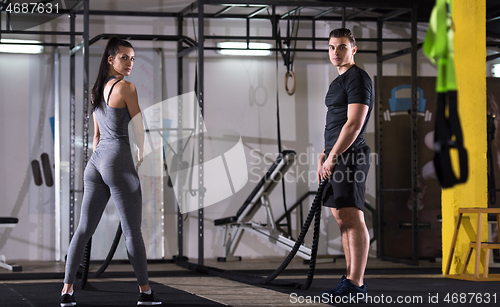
[331,207,369,287]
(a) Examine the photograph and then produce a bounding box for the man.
[318,28,373,302]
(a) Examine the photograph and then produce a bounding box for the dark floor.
[1,258,499,306]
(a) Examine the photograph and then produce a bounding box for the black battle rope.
[175,179,328,290]
[79,224,123,288]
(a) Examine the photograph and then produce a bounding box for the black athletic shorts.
[322,145,371,210]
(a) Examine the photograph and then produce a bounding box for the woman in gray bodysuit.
[60,37,161,306]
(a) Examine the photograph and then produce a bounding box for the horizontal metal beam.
[87,34,197,46]
[378,42,423,62]
[0,30,83,36]
[0,41,69,47]
[205,46,377,53]
[383,8,411,21]
[206,34,412,43]
[314,8,335,19]
[487,53,500,62]
[204,0,411,9]
[347,8,375,20]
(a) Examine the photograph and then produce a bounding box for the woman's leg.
[62,163,111,290]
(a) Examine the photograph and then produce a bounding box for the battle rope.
[175,179,328,290]
[78,224,123,288]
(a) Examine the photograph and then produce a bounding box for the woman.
[60,37,161,306]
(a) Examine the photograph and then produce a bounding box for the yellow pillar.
[442,0,487,275]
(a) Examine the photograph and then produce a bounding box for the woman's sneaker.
[60,293,76,307]
[137,289,162,305]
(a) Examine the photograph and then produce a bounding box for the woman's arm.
[93,115,100,152]
[121,82,144,166]
[322,103,369,178]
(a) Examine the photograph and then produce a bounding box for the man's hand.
[322,156,336,180]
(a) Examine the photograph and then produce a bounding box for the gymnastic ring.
[284,70,296,96]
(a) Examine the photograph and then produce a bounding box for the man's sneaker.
[334,278,368,303]
[137,289,162,305]
[60,293,76,307]
[320,275,346,297]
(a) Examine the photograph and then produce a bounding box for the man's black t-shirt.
[324,64,374,157]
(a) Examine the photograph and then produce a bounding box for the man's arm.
[322,103,369,178]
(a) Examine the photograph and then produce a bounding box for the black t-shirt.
[324,64,374,157]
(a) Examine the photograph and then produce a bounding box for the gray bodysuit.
[64,77,149,286]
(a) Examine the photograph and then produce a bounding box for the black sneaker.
[334,278,367,304]
[137,289,162,305]
[60,293,76,307]
[320,275,346,297]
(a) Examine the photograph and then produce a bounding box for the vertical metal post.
[176,15,184,260]
[69,13,76,241]
[82,0,90,171]
[342,7,346,28]
[6,10,10,31]
[54,47,61,261]
[312,19,315,50]
[410,4,419,265]
[376,18,383,259]
[246,18,250,48]
[197,0,205,266]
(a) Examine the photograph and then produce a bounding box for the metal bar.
[69,13,76,241]
[176,15,184,261]
[197,0,205,266]
[342,7,346,28]
[346,8,374,20]
[248,7,267,18]
[487,15,500,23]
[70,0,85,13]
[314,8,335,19]
[275,191,317,224]
[213,5,233,17]
[0,30,84,35]
[205,0,411,8]
[312,19,315,49]
[246,18,249,47]
[378,43,423,62]
[178,45,197,58]
[86,34,197,46]
[0,41,70,47]
[204,35,412,42]
[376,18,383,260]
[410,3,419,266]
[6,10,10,31]
[70,41,84,56]
[281,6,303,19]
[179,1,198,16]
[383,8,411,21]
[82,0,90,183]
[205,46,377,53]
[54,47,61,261]
[60,9,178,17]
[487,53,500,62]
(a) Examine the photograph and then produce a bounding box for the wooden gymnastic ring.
[284,70,296,95]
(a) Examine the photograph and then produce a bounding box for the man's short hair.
[329,28,356,47]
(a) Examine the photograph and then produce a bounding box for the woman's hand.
[135,150,143,169]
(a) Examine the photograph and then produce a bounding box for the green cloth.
[423,0,457,92]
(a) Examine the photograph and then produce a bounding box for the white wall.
[0,12,438,262]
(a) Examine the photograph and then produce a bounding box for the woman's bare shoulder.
[115,79,137,93]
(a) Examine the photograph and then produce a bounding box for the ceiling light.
[217,42,272,56]
[0,39,44,54]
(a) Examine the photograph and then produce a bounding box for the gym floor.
[1,257,499,306]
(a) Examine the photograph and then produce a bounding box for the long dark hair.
[91,36,134,112]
